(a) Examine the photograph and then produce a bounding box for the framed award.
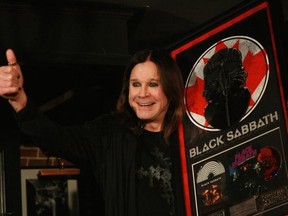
[171,0,288,215]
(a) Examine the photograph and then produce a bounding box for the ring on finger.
[8,61,17,66]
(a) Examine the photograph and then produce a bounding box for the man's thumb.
[6,49,17,66]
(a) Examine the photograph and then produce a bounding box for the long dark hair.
[116,49,184,143]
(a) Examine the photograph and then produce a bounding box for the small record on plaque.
[196,160,227,213]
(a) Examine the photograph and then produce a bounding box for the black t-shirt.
[135,130,176,216]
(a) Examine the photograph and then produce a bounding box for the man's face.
[128,61,168,131]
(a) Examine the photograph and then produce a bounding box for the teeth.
[139,103,152,106]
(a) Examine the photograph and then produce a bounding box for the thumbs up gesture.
[0,49,27,112]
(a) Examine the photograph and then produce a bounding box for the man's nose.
[139,86,149,97]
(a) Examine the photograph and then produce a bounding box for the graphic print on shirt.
[136,146,175,216]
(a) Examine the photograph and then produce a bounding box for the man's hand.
[0,49,27,112]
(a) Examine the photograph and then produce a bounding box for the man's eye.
[149,82,158,87]
[132,82,140,87]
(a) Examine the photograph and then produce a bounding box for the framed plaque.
[171,0,288,215]
[21,169,79,216]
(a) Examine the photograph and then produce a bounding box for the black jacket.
[16,103,185,216]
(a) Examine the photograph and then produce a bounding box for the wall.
[20,145,75,167]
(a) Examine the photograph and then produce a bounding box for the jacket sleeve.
[15,101,114,168]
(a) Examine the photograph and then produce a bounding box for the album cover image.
[195,160,228,215]
[184,36,269,131]
[229,145,282,198]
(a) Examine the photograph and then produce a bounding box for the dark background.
[0,0,287,125]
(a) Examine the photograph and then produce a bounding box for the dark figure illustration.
[203,48,251,129]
